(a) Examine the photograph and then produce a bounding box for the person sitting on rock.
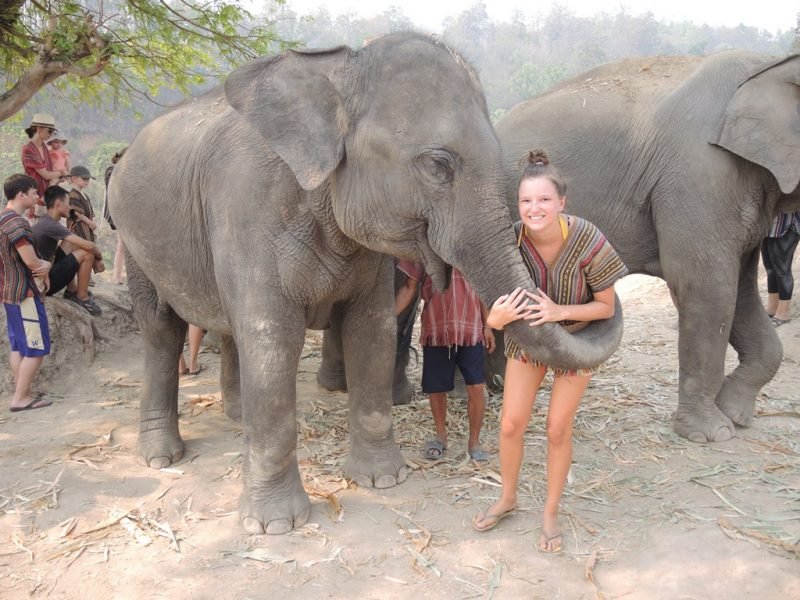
[32,186,103,316]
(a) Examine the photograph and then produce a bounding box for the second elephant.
[495,51,800,443]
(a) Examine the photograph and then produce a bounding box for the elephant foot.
[392,374,414,406]
[137,426,184,469]
[344,443,408,489]
[715,377,756,427]
[672,404,735,443]
[316,365,347,392]
[239,472,311,535]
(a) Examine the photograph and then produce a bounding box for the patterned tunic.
[505,215,628,373]
[21,141,53,217]
[68,188,96,242]
[0,209,40,304]
[397,260,484,348]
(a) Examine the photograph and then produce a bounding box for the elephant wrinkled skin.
[495,52,800,443]
[109,33,624,535]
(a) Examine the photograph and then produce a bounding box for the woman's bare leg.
[539,372,591,551]
[473,358,545,529]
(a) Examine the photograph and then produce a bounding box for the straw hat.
[24,113,57,137]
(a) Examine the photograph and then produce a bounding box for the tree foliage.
[0,0,291,122]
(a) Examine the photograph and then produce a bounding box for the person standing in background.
[762,210,800,327]
[21,114,68,222]
[103,148,127,284]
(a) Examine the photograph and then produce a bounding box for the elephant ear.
[224,47,350,191]
[713,55,800,194]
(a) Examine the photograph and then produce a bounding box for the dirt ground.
[1,266,798,599]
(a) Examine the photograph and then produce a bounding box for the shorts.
[421,343,485,393]
[47,248,79,296]
[4,296,50,357]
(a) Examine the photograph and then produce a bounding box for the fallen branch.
[718,517,800,558]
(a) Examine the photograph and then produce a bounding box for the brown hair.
[517,149,567,197]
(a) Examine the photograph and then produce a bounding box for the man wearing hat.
[21,113,69,221]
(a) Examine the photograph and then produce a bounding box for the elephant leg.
[669,274,737,443]
[235,310,310,535]
[317,308,347,392]
[342,256,407,488]
[392,292,418,405]
[126,251,187,468]
[220,334,241,422]
[716,248,783,426]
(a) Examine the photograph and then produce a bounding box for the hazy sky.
[282,0,797,33]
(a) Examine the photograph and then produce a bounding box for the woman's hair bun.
[528,149,549,166]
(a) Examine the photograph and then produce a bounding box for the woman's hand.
[524,288,566,326]
[486,287,535,330]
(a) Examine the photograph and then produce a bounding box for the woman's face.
[518,176,565,235]
[37,126,53,141]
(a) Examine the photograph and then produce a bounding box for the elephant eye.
[414,150,457,185]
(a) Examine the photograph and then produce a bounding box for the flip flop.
[771,317,790,327]
[10,397,52,412]
[185,364,206,377]
[472,506,516,532]
[423,439,446,460]
[537,530,563,553]
[468,447,491,462]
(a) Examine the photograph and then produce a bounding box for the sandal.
[468,446,491,462]
[181,364,206,377]
[472,505,516,532]
[771,317,790,327]
[423,439,446,460]
[68,295,102,316]
[537,529,563,553]
[10,397,52,412]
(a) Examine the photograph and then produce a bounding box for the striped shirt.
[505,215,627,370]
[0,209,39,304]
[397,261,484,348]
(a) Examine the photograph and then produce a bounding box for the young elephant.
[109,33,623,534]
[495,52,800,443]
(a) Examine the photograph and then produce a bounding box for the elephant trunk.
[447,207,624,372]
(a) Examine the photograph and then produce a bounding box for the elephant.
[493,51,800,443]
[108,32,625,535]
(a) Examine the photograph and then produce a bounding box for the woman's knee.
[546,421,573,448]
[499,414,528,440]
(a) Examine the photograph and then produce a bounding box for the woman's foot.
[538,512,563,553]
[472,499,517,532]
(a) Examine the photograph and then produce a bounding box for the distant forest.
[4,2,796,177]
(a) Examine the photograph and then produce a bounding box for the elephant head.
[224,33,622,370]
